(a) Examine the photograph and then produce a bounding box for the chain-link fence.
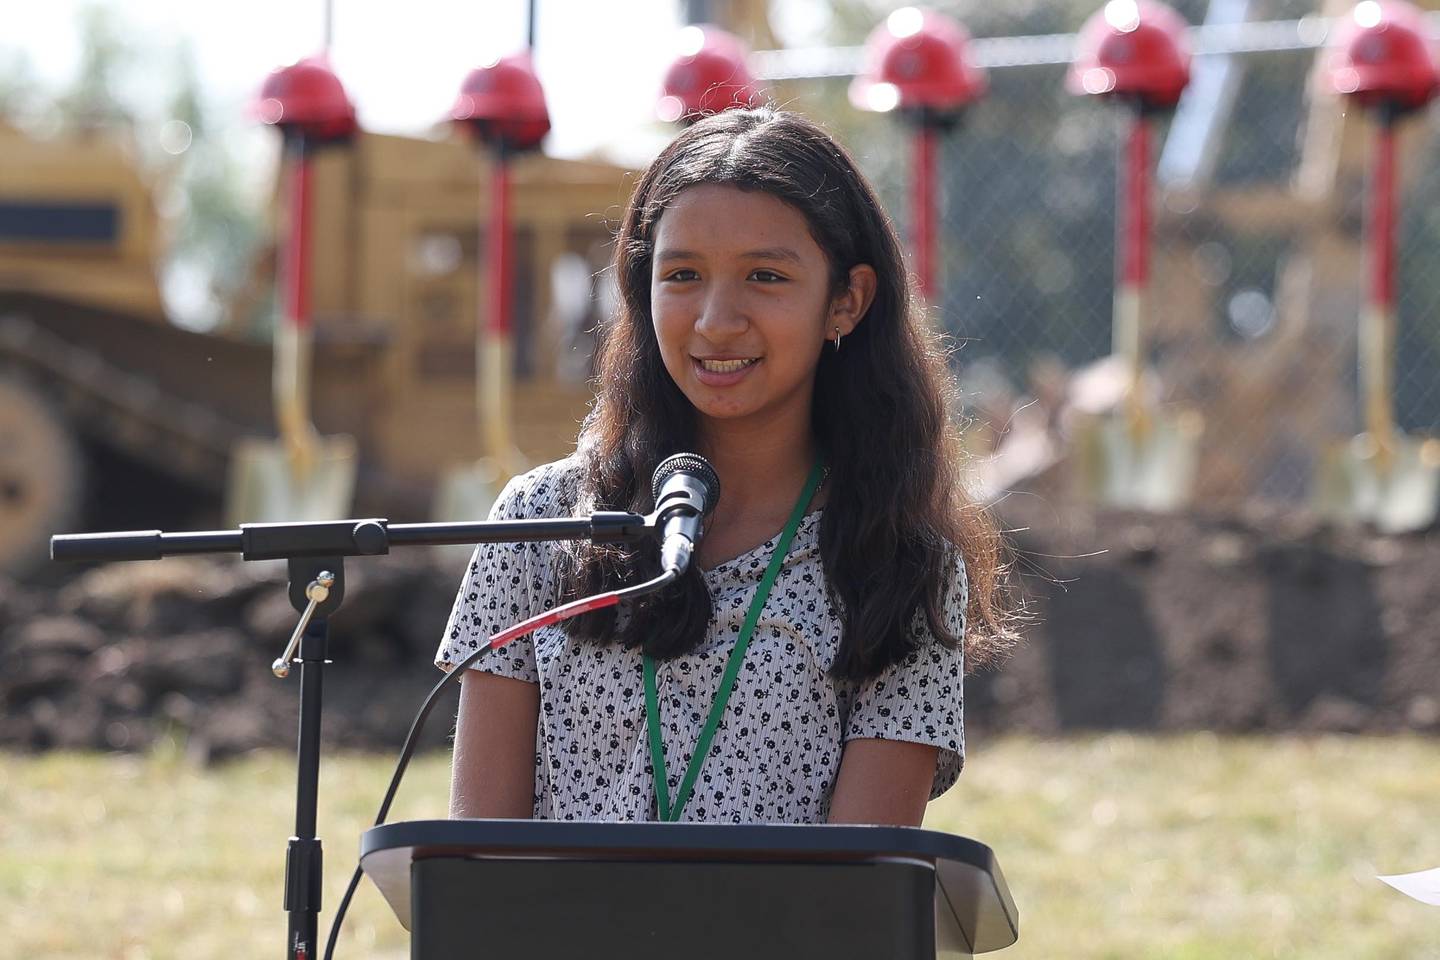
[768,1,1440,515]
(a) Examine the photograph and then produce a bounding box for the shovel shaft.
[1361,115,1398,446]
[1115,107,1151,422]
[1114,285,1143,397]
[481,335,517,469]
[479,147,520,476]
[274,324,313,419]
[276,142,316,469]
[1360,305,1397,447]
[283,141,313,334]
[1369,115,1397,312]
[912,124,938,302]
[1119,109,1151,293]
[487,150,513,336]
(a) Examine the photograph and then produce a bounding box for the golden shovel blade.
[1075,408,1203,512]
[1317,433,1440,534]
[225,434,358,526]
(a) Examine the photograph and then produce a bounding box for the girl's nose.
[694,284,748,338]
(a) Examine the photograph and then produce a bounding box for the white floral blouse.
[436,458,968,824]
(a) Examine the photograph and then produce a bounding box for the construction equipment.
[1066,0,1204,511]
[1314,0,1440,532]
[0,118,630,577]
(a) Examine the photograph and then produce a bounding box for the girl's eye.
[664,268,699,282]
[750,270,787,282]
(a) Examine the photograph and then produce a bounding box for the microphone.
[650,453,721,575]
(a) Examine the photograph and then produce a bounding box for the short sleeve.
[433,471,557,684]
[843,550,968,799]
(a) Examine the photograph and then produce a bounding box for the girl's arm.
[449,670,540,819]
[827,737,940,826]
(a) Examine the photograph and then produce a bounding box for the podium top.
[361,819,1018,953]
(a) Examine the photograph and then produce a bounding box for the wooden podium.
[361,820,1018,958]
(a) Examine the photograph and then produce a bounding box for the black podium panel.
[362,820,1018,958]
[414,857,934,960]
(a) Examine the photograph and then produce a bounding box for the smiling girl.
[438,107,1018,825]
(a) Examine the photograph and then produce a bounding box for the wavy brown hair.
[556,107,1018,679]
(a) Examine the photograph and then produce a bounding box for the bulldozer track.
[0,313,246,493]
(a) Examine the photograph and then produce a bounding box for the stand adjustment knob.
[272,571,336,678]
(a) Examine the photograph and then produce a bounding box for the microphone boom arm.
[50,512,652,564]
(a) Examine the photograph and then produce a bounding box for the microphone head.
[651,452,721,515]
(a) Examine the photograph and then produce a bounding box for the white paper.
[1378,868,1440,906]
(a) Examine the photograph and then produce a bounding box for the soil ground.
[3,501,1437,760]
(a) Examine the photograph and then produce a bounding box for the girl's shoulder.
[490,455,585,521]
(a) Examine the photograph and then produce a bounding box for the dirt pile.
[0,555,465,762]
[2,505,1437,761]
[969,499,1440,737]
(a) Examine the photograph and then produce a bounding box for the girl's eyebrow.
[743,247,803,264]
[655,247,804,264]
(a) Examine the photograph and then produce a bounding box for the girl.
[438,107,1016,826]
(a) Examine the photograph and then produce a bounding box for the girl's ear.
[829,264,878,339]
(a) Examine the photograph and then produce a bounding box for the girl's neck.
[696,411,817,519]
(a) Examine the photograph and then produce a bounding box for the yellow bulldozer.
[0,118,632,576]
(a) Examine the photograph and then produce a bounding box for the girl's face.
[650,183,872,432]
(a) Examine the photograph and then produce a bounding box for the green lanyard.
[643,460,825,822]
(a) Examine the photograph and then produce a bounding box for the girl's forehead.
[653,184,821,255]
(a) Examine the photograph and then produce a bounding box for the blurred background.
[2,1,1439,957]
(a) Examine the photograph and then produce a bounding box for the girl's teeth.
[698,358,757,372]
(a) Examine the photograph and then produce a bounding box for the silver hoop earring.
[832,326,842,352]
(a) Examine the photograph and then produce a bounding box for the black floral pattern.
[436,458,967,823]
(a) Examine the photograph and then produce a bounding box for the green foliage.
[0,47,39,118]
[159,42,269,332]
[52,4,135,131]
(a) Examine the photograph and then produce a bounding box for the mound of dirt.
[969,499,1440,738]
[0,554,466,763]
[2,504,1437,762]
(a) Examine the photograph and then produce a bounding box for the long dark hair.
[557,107,1017,679]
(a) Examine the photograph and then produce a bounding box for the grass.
[2,734,1437,959]
[926,734,1440,959]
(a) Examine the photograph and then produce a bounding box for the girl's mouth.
[692,356,760,385]
[696,357,759,373]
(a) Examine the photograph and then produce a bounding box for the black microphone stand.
[50,511,649,960]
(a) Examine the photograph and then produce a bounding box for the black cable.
[321,569,677,960]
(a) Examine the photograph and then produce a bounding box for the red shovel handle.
[912,124,938,302]
[1360,112,1400,444]
[1111,106,1151,389]
[1120,109,1150,292]
[274,140,316,457]
[1369,116,1396,312]
[488,150,512,336]
[283,142,312,334]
